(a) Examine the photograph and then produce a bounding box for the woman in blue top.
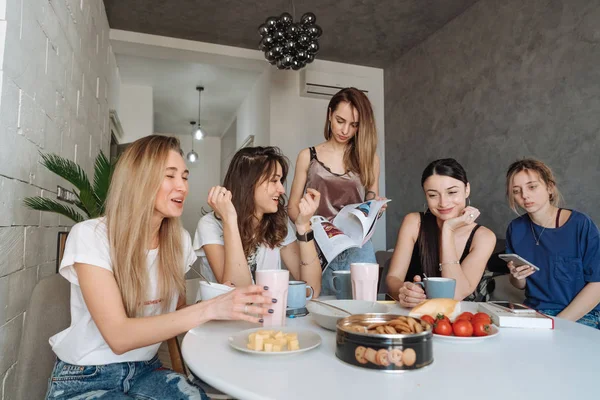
[505,159,600,329]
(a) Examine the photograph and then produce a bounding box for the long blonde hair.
[324,87,377,189]
[105,135,186,317]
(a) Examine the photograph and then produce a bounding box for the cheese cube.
[274,331,285,339]
[252,335,264,351]
[272,344,283,352]
[288,339,300,351]
[264,343,273,352]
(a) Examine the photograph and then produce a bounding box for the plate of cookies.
[229,327,321,355]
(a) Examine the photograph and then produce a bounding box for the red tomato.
[456,312,474,322]
[472,320,491,336]
[436,313,451,324]
[472,312,492,325]
[434,320,453,336]
[452,320,474,337]
[421,315,435,325]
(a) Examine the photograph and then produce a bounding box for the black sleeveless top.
[405,212,492,302]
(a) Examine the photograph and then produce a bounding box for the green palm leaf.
[92,152,113,215]
[23,197,85,223]
[39,153,98,218]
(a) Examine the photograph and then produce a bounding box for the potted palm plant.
[23,151,114,269]
[24,152,114,223]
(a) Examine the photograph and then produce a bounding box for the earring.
[466,197,471,207]
[423,202,429,213]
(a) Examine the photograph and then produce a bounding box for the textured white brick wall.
[0,1,118,398]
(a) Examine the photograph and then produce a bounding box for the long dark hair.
[223,146,289,257]
[418,158,469,278]
[324,87,377,189]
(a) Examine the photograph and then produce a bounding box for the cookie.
[355,346,368,364]
[403,348,416,367]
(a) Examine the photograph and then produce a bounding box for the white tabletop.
[181,303,600,400]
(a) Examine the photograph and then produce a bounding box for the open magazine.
[311,199,391,271]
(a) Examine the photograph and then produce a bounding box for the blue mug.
[287,281,314,310]
[416,277,456,299]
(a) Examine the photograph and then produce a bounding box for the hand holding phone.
[499,253,539,281]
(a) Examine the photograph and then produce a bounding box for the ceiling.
[116,54,261,138]
[104,0,479,68]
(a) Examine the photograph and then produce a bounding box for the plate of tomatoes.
[421,312,499,342]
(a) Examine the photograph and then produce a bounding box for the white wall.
[0,1,117,397]
[180,136,221,238]
[118,83,153,143]
[235,68,270,147]
[221,118,237,181]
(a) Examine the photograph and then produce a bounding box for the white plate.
[228,327,321,355]
[433,324,500,342]
[306,300,390,331]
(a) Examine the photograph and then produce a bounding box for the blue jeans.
[538,309,600,330]
[321,240,376,296]
[45,354,208,399]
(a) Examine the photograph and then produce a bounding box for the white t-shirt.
[193,212,296,286]
[49,217,196,365]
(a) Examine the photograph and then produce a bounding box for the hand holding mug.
[398,275,426,308]
[204,285,273,324]
[444,206,480,232]
[208,186,236,222]
[507,261,536,280]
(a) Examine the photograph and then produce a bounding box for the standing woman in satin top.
[504,159,600,329]
[288,87,385,295]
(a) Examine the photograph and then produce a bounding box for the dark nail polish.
[272,298,277,303]
[268,309,274,314]
[259,318,264,323]
[263,286,269,290]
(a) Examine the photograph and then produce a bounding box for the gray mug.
[416,277,456,299]
[331,271,352,300]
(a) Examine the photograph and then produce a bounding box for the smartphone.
[498,253,540,272]
[489,301,537,314]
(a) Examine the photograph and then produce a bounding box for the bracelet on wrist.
[438,260,460,271]
[300,254,319,266]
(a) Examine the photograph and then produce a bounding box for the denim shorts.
[45,354,208,399]
[321,240,376,296]
[538,309,600,330]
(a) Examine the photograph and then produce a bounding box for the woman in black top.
[386,159,496,307]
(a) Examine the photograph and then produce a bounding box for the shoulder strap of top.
[309,147,317,160]
[460,224,481,262]
[555,208,562,228]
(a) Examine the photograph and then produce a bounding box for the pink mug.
[350,263,379,301]
[255,270,289,327]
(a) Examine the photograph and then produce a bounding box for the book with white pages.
[311,199,391,272]
[479,303,555,330]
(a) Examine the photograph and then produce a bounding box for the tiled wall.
[0,1,117,397]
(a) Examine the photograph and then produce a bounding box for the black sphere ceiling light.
[258,12,322,70]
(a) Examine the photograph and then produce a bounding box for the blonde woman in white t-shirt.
[194,146,323,296]
[46,136,273,400]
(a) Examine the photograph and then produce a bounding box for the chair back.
[14,274,70,400]
[375,250,393,294]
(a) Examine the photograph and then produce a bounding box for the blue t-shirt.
[506,210,600,312]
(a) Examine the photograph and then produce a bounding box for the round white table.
[182,303,600,400]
